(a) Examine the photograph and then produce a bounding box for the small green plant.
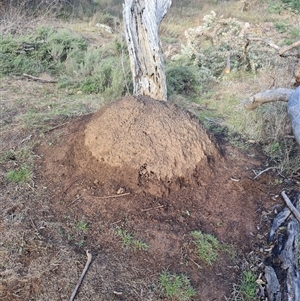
[114,227,148,250]
[274,22,288,33]
[5,165,31,183]
[115,227,133,248]
[191,230,220,265]
[240,271,257,301]
[159,271,196,301]
[76,240,84,247]
[76,219,89,232]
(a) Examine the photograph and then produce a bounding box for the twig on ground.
[68,197,82,207]
[23,73,57,83]
[43,122,70,133]
[69,250,92,301]
[94,192,130,199]
[141,205,165,212]
[190,258,201,269]
[110,220,122,226]
[253,167,278,179]
[21,134,32,144]
[281,191,300,223]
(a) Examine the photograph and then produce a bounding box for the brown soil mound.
[83,96,220,196]
[6,94,279,301]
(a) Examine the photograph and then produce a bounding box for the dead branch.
[43,122,70,133]
[268,206,291,243]
[246,37,280,51]
[279,40,300,56]
[243,88,293,110]
[245,37,300,58]
[22,73,57,83]
[69,250,92,301]
[94,192,130,199]
[253,167,278,179]
[281,191,300,223]
[141,205,164,212]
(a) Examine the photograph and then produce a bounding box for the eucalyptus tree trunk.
[123,0,172,101]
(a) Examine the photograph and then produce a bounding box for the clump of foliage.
[159,271,196,301]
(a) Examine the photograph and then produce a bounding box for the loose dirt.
[0,90,289,301]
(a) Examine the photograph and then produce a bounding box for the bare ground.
[0,78,297,301]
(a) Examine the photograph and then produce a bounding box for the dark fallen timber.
[264,191,300,301]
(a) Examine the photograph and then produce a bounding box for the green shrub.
[0,27,87,77]
[0,27,132,99]
[166,65,199,96]
[280,0,300,11]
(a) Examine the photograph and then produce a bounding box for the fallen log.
[243,88,293,110]
[243,86,300,146]
[265,192,300,301]
[22,73,58,83]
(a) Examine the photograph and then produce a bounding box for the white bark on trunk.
[288,86,300,145]
[123,0,172,101]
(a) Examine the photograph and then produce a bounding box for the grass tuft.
[114,227,149,250]
[191,230,220,265]
[5,165,32,183]
[159,271,196,301]
[240,271,258,301]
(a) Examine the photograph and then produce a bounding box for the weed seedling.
[115,227,133,248]
[76,219,88,232]
[159,271,196,301]
[191,230,220,265]
[115,227,149,250]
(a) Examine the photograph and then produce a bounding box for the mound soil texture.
[84,96,220,196]
[28,96,281,300]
